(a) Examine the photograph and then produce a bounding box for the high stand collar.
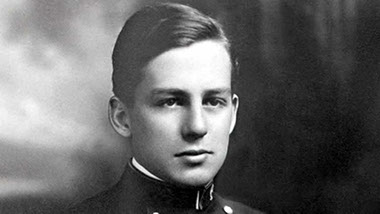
[124,159,215,211]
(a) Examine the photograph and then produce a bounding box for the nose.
[181,105,207,142]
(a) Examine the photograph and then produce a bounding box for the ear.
[108,96,132,138]
[229,94,239,134]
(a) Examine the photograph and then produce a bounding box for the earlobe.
[108,96,132,138]
[229,94,239,134]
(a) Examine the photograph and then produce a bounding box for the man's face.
[129,40,238,187]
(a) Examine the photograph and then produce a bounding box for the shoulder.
[214,194,265,214]
[65,182,123,214]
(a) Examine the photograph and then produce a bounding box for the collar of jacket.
[122,160,215,211]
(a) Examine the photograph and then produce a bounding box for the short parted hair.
[112,3,237,106]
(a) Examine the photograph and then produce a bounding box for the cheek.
[208,112,233,149]
[133,110,179,140]
[210,111,233,132]
[131,111,179,159]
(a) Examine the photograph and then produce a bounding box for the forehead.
[136,40,232,95]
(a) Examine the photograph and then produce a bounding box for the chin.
[172,171,216,188]
[174,178,212,188]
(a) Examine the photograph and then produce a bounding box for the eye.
[165,98,178,106]
[157,97,183,107]
[204,97,226,107]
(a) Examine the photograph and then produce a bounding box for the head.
[109,3,239,187]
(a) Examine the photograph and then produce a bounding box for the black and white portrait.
[1,0,380,213]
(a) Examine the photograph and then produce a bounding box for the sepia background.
[1,0,380,213]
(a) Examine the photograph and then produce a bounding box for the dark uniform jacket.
[68,161,263,214]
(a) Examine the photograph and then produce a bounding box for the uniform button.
[223,205,233,214]
[152,212,159,214]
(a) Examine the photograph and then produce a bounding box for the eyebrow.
[150,88,231,96]
[203,88,232,96]
[151,88,188,97]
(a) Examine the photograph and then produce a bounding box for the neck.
[131,157,163,181]
[125,158,215,211]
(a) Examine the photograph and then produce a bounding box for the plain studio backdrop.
[1,0,380,213]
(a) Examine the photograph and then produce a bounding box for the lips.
[175,149,212,157]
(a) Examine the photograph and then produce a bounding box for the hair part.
[112,3,237,106]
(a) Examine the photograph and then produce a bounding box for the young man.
[69,3,262,214]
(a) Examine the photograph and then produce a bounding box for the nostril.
[182,106,207,141]
[183,130,207,142]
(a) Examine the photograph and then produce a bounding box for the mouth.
[175,149,213,157]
